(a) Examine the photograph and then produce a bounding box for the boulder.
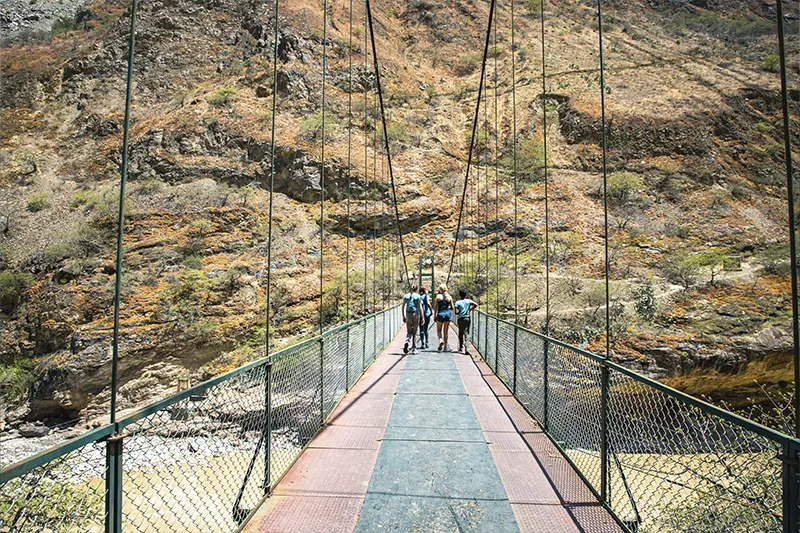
[18,423,49,438]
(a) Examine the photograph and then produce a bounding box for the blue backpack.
[404,293,421,314]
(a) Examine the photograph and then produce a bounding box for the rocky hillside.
[0,0,798,435]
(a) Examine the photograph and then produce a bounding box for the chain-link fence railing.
[0,426,111,532]
[469,310,800,533]
[0,306,400,532]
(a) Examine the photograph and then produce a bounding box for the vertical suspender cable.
[346,0,353,327]
[597,0,611,505]
[598,0,611,360]
[484,64,489,301]
[110,0,138,424]
[320,0,329,337]
[445,0,497,285]
[511,0,518,327]
[365,0,412,288]
[539,0,549,334]
[372,94,378,309]
[363,3,369,315]
[319,0,329,425]
[263,0,280,491]
[266,0,280,361]
[493,3,499,322]
[774,0,800,437]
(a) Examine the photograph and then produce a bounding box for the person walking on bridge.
[402,284,422,355]
[454,289,478,354]
[419,286,433,349]
[433,284,454,352]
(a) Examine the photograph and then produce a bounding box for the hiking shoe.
[403,341,409,354]
[438,340,444,352]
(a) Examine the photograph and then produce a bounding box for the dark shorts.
[435,311,452,323]
[457,316,471,333]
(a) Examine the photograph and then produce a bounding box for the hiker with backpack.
[454,289,478,354]
[418,286,433,349]
[402,284,423,355]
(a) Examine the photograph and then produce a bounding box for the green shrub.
[299,111,339,140]
[184,256,203,269]
[70,189,98,209]
[0,272,32,313]
[44,242,78,263]
[50,15,79,35]
[380,122,409,143]
[453,54,481,76]
[0,362,34,403]
[524,0,542,17]
[761,53,780,72]
[207,87,237,107]
[607,172,643,202]
[27,192,51,212]
[501,135,545,181]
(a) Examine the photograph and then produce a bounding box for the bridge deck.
[244,328,623,533]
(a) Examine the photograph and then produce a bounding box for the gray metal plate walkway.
[244,328,623,533]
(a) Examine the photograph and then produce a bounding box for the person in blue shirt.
[402,284,422,355]
[454,289,478,354]
[418,286,433,349]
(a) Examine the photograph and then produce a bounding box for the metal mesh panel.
[0,440,107,532]
[375,313,384,356]
[546,343,604,495]
[348,321,366,389]
[495,319,513,387]
[269,340,324,482]
[514,328,545,424]
[323,328,349,419]
[121,363,269,532]
[474,311,484,359]
[485,315,496,374]
[607,370,784,533]
[366,316,375,362]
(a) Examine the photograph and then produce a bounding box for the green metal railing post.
[543,339,549,431]
[104,433,123,533]
[264,361,273,495]
[783,439,800,533]
[600,363,610,504]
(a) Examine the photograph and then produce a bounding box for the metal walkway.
[243,328,623,533]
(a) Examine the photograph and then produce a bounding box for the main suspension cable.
[445,0,498,286]
[365,0,411,289]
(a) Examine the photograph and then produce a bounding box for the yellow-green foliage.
[207,87,237,107]
[300,111,339,140]
[27,192,50,212]
[607,172,643,202]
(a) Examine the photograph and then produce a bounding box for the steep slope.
[0,0,797,433]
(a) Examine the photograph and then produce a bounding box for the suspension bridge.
[1,0,799,531]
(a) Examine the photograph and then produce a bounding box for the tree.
[666,253,702,290]
[0,272,32,314]
[607,172,643,203]
[633,284,656,322]
[695,250,734,286]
